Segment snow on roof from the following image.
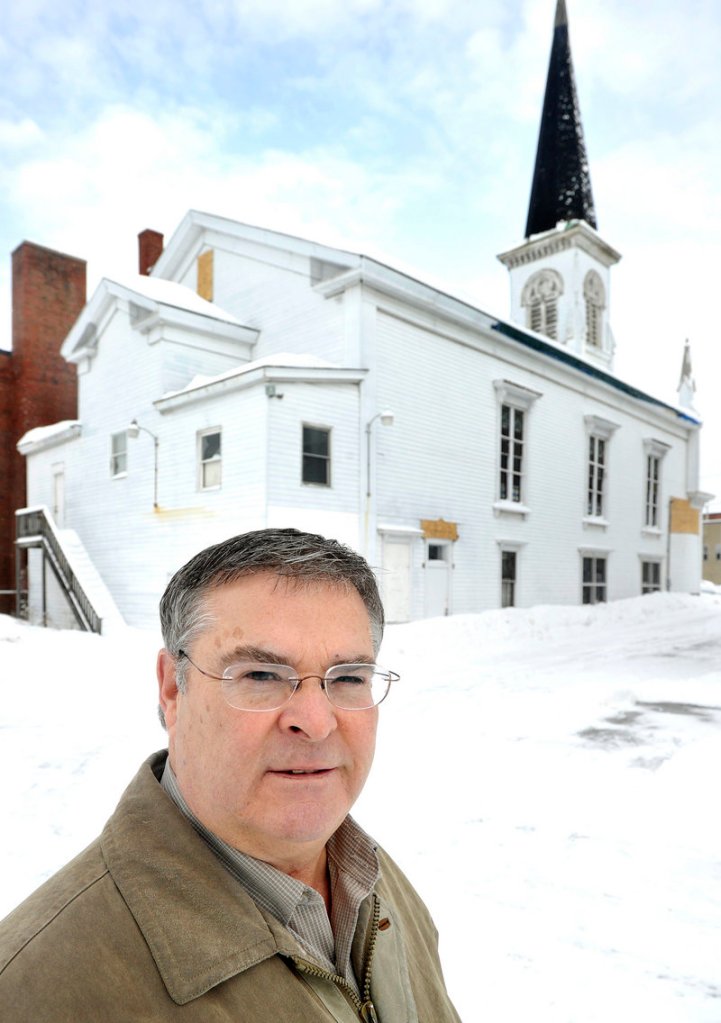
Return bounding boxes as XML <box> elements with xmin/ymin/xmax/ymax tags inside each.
<box><xmin>104</xmin><ymin>274</ymin><xmax>243</xmax><ymax>325</ymax></box>
<box><xmin>17</xmin><ymin>420</ymin><xmax>81</xmax><ymax>452</ymax></box>
<box><xmin>160</xmin><ymin>352</ymin><xmax>339</xmax><ymax>400</ymax></box>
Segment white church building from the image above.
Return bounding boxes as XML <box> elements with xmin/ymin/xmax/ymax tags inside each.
<box><xmin>16</xmin><ymin>2</ymin><xmax>705</xmax><ymax>631</ymax></box>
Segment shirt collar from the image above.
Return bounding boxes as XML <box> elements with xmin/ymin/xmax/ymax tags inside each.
<box><xmin>160</xmin><ymin>759</ymin><xmax>379</xmax><ymax>930</ymax></box>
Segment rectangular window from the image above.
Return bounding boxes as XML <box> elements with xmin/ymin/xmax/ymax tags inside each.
<box><xmin>302</xmin><ymin>425</ymin><xmax>330</xmax><ymax>486</ymax></box>
<box><xmin>587</xmin><ymin>435</ymin><xmax>605</xmax><ymax>517</ymax></box>
<box><xmin>500</xmin><ymin>404</ymin><xmax>524</xmax><ymax>503</ymax></box>
<box><xmin>110</xmin><ymin>432</ymin><xmax>127</xmax><ymax>477</ymax></box>
<box><xmin>199</xmin><ymin>429</ymin><xmax>222</xmax><ymax>490</ymax></box>
<box><xmin>582</xmin><ymin>556</ymin><xmax>606</xmax><ymax>604</ymax></box>
<box><xmin>642</xmin><ymin>561</ymin><xmax>661</xmax><ymax>594</ymax></box>
<box><xmin>645</xmin><ymin>454</ymin><xmax>660</xmax><ymax>527</ymax></box>
<box><xmin>501</xmin><ymin>550</ymin><xmax>516</xmax><ymax>608</ymax></box>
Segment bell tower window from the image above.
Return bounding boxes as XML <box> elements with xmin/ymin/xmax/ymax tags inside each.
<box><xmin>522</xmin><ymin>270</ymin><xmax>563</xmax><ymax>341</ymax></box>
<box><xmin>584</xmin><ymin>271</ymin><xmax>605</xmax><ymax>348</ymax></box>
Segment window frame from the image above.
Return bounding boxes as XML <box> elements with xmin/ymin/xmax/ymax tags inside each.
<box><xmin>493</xmin><ymin>380</ymin><xmax>541</xmax><ymax>514</ymax></box>
<box><xmin>583</xmin><ymin>415</ymin><xmax>619</xmax><ymax>525</ymax></box>
<box><xmin>581</xmin><ymin>553</ymin><xmax>608</xmax><ymax>605</ymax></box>
<box><xmin>521</xmin><ymin>269</ymin><xmax>563</xmax><ymax>342</ymax></box>
<box><xmin>587</xmin><ymin>434</ymin><xmax>606</xmax><ymax>518</ymax></box>
<box><xmin>583</xmin><ymin>270</ymin><xmax>605</xmax><ymax>349</ymax></box>
<box><xmin>641</xmin><ymin>559</ymin><xmax>662</xmax><ymax>595</ymax></box>
<box><xmin>197</xmin><ymin>427</ymin><xmax>222</xmax><ymax>491</ymax></box>
<box><xmin>500</xmin><ymin>403</ymin><xmax>524</xmax><ymax>504</ymax></box>
<box><xmin>301</xmin><ymin>423</ymin><xmax>331</xmax><ymax>487</ymax></box>
<box><xmin>110</xmin><ymin>431</ymin><xmax>128</xmax><ymax>478</ymax></box>
<box><xmin>501</xmin><ymin>549</ymin><xmax>517</xmax><ymax>608</ymax></box>
<box><xmin>642</xmin><ymin>439</ymin><xmax>669</xmax><ymax>531</ymax></box>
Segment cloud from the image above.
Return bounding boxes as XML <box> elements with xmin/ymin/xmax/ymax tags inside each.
<box><xmin>0</xmin><ymin>118</ymin><xmax>44</xmax><ymax>148</ymax></box>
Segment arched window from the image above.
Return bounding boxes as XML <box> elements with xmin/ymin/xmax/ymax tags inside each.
<box><xmin>584</xmin><ymin>271</ymin><xmax>605</xmax><ymax>348</ymax></box>
<box><xmin>521</xmin><ymin>270</ymin><xmax>563</xmax><ymax>341</ymax></box>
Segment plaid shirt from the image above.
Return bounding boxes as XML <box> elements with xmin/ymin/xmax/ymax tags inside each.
<box><xmin>161</xmin><ymin>761</ymin><xmax>379</xmax><ymax>992</ymax></box>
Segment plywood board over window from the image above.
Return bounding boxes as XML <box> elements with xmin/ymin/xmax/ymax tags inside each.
<box><xmin>670</xmin><ymin>498</ymin><xmax>699</xmax><ymax>535</ymax></box>
<box><xmin>420</xmin><ymin>518</ymin><xmax>458</xmax><ymax>541</ymax></box>
<box><xmin>197</xmin><ymin>249</ymin><xmax>213</xmax><ymax>301</ymax></box>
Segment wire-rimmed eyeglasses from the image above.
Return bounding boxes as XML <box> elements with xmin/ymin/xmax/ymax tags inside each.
<box><xmin>177</xmin><ymin>650</ymin><xmax>398</xmax><ymax>712</ymax></box>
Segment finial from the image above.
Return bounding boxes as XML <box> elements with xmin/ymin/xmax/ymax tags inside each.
<box><xmin>677</xmin><ymin>339</ymin><xmax>697</xmax><ymax>410</ymax></box>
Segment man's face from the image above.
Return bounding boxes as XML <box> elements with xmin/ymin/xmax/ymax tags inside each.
<box><xmin>158</xmin><ymin>572</ymin><xmax>379</xmax><ymax>871</ymax></box>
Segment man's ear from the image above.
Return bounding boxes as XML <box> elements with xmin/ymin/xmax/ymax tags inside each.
<box><xmin>157</xmin><ymin>649</ymin><xmax>180</xmax><ymax>734</ymax></box>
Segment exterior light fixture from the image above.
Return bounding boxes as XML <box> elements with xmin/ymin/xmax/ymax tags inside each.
<box><xmin>127</xmin><ymin>419</ymin><xmax>159</xmax><ymax>508</ymax></box>
<box><xmin>365</xmin><ymin>410</ymin><xmax>395</xmax><ymax>498</ymax></box>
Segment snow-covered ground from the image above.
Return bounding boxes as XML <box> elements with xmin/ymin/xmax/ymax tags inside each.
<box><xmin>2</xmin><ymin>592</ymin><xmax>720</xmax><ymax>1021</ymax></box>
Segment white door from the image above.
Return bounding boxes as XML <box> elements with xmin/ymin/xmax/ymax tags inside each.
<box><xmin>424</xmin><ymin>541</ymin><xmax>452</xmax><ymax>617</ymax></box>
<box><xmin>382</xmin><ymin>538</ymin><xmax>412</xmax><ymax>623</ymax></box>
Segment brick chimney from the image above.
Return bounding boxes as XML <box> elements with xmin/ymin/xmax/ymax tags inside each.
<box><xmin>138</xmin><ymin>229</ymin><xmax>164</xmax><ymax>276</ymax></box>
<box><xmin>1</xmin><ymin>241</ymin><xmax>86</xmax><ymax>613</ymax></box>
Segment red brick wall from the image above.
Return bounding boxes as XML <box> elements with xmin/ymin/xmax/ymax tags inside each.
<box><xmin>0</xmin><ymin>242</ymin><xmax>86</xmax><ymax>614</ymax></box>
<box><xmin>0</xmin><ymin>355</ymin><xmax>15</xmax><ymax>611</ymax></box>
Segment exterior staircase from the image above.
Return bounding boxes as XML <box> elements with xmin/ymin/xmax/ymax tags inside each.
<box><xmin>15</xmin><ymin>506</ymin><xmax>124</xmax><ymax>634</ymax></box>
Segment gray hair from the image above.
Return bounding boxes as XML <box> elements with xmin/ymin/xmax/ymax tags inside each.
<box><xmin>160</xmin><ymin>528</ymin><xmax>385</xmax><ymax>697</ymax></box>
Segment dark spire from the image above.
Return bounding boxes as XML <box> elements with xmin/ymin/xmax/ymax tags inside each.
<box><xmin>524</xmin><ymin>0</ymin><xmax>597</xmax><ymax>238</ymax></box>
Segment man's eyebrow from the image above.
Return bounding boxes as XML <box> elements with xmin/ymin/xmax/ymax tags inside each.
<box><xmin>219</xmin><ymin>646</ymin><xmax>377</xmax><ymax>668</ymax></box>
<box><xmin>219</xmin><ymin>645</ymin><xmax>290</xmax><ymax>666</ymax></box>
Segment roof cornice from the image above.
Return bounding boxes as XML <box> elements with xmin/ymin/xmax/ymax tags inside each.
<box><xmin>155</xmin><ymin>363</ymin><xmax>366</xmax><ymax>412</ymax></box>
<box><xmin>498</xmin><ymin>220</ymin><xmax>621</xmax><ymax>269</ymax></box>
<box><xmin>151</xmin><ymin>210</ymin><xmax>361</xmax><ymax>282</ymax></box>
<box><xmin>61</xmin><ymin>277</ymin><xmax>257</xmax><ymax>364</ymax></box>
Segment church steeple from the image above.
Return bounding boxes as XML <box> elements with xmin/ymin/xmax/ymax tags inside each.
<box><xmin>498</xmin><ymin>0</ymin><xmax>619</xmax><ymax>370</ymax></box>
<box><xmin>525</xmin><ymin>0</ymin><xmax>596</xmax><ymax>238</ymax></box>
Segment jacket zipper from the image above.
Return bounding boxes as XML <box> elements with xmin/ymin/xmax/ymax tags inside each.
<box><xmin>292</xmin><ymin>893</ymin><xmax>381</xmax><ymax>1022</ymax></box>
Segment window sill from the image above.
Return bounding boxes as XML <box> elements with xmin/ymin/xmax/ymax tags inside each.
<box><xmin>641</xmin><ymin>526</ymin><xmax>662</xmax><ymax>538</ymax></box>
<box><xmin>111</xmin><ymin>472</ymin><xmax>128</xmax><ymax>480</ymax></box>
<box><xmin>583</xmin><ymin>515</ymin><xmax>609</xmax><ymax>530</ymax></box>
<box><xmin>493</xmin><ymin>500</ymin><xmax>530</xmax><ymax>518</ymax></box>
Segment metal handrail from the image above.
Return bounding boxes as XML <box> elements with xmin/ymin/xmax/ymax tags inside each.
<box><xmin>15</xmin><ymin>507</ymin><xmax>102</xmax><ymax>634</ymax></box>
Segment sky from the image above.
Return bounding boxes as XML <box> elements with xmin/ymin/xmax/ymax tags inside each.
<box><xmin>2</xmin><ymin>590</ymin><xmax>721</xmax><ymax>1019</ymax></box>
<box><xmin>2</xmin><ymin>0</ymin><xmax>720</xmax><ymax>495</ymax></box>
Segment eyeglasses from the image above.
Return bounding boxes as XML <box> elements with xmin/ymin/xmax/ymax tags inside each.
<box><xmin>177</xmin><ymin>650</ymin><xmax>398</xmax><ymax>712</ymax></box>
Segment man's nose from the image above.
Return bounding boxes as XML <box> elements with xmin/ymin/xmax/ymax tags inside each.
<box><xmin>279</xmin><ymin>677</ymin><xmax>338</xmax><ymax>739</ymax></box>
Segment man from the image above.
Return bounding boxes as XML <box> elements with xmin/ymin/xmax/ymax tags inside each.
<box><xmin>0</xmin><ymin>528</ymin><xmax>461</xmax><ymax>1021</ymax></box>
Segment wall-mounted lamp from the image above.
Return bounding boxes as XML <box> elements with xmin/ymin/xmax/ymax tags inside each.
<box><xmin>365</xmin><ymin>409</ymin><xmax>395</xmax><ymax>497</ymax></box>
<box><xmin>127</xmin><ymin>419</ymin><xmax>159</xmax><ymax>508</ymax></box>
<box><xmin>265</xmin><ymin>384</ymin><xmax>284</xmax><ymax>399</ymax></box>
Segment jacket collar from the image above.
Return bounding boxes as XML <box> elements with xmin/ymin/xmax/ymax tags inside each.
<box><xmin>100</xmin><ymin>752</ymin><xmax>304</xmax><ymax>1005</ymax></box>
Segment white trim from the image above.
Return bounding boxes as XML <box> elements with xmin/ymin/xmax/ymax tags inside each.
<box><xmin>582</xmin><ymin>515</ymin><xmax>609</xmax><ymax>530</ymax></box>
<box><xmin>643</xmin><ymin>438</ymin><xmax>671</xmax><ymax>459</ymax></box>
<box><xmin>156</xmin><ymin>365</ymin><xmax>366</xmax><ymax>413</ymax></box>
<box><xmin>493</xmin><ymin>501</ymin><xmax>531</xmax><ymax>518</ymax></box>
<box><xmin>584</xmin><ymin>414</ymin><xmax>619</xmax><ymax>440</ymax></box>
<box><xmin>493</xmin><ymin>379</ymin><xmax>543</xmax><ymax>409</ymax></box>
<box><xmin>377</xmin><ymin>523</ymin><xmax>424</xmax><ymax>536</ymax></box>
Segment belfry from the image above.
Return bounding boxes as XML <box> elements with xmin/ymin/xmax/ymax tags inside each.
<box><xmin>498</xmin><ymin>0</ymin><xmax>620</xmax><ymax>370</ymax></box>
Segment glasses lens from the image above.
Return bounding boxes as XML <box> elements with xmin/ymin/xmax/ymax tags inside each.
<box><xmin>221</xmin><ymin>662</ymin><xmax>294</xmax><ymax>711</ymax></box>
<box><xmin>324</xmin><ymin>664</ymin><xmax>391</xmax><ymax>710</ymax></box>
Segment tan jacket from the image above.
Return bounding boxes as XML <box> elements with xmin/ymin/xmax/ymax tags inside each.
<box><xmin>0</xmin><ymin>753</ymin><xmax>461</xmax><ymax>1022</ymax></box>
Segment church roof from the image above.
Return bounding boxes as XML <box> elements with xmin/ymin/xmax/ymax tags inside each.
<box><xmin>525</xmin><ymin>0</ymin><xmax>597</xmax><ymax>238</ymax></box>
